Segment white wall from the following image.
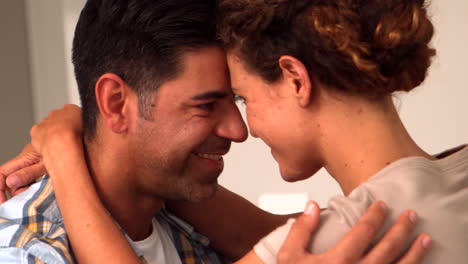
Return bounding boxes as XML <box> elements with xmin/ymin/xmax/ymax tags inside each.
<box><xmin>0</xmin><ymin>0</ymin><xmax>35</xmax><ymax>163</ymax></box>
<box><xmin>25</xmin><ymin>0</ymin><xmax>70</xmax><ymax>122</ymax></box>
<box><xmin>22</xmin><ymin>0</ymin><xmax>468</xmax><ymax>210</ymax></box>
<box><xmin>62</xmin><ymin>0</ymin><xmax>86</xmax><ymax>105</ymax></box>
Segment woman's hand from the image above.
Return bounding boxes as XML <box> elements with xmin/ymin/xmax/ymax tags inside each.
<box><xmin>30</xmin><ymin>104</ymin><xmax>83</xmax><ymax>162</ymax></box>
<box><xmin>278</xmin><ymin>201</ymin><xmax>431</xmax><ymax>264</ymax></box>
<box><xmin>0</xmin><ymin>104</ymin><xmax>83</xmax><ymax>202</ymax></box>
<box><xmin>0</xmin><ymin>143</ymin><xmax>45</xmax><ymax>203</ymax></box>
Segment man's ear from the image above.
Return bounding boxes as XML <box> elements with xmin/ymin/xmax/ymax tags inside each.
<box><xmin>95</xmin><ymin>73</ymin><xmax>133</xmax><ymax>134</ymax></box>
<box><xmin>278</xmin><ymin>56</ymin><xmax>313</xmax><ymax>107</ymax></box>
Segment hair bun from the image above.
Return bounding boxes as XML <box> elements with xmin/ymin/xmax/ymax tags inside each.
<box><xmin>365</xmin><ymin>0</ymin><xmax>435</xmax><ymax>92</ymax></box>
<box><xmin>217</xmin><ymin>0</ymin><xmax>436</xmax><ymax>98</ymax></box>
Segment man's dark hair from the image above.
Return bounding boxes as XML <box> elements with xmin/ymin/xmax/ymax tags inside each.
<box><xmin>72</xmin><ymin>0</ymin><xmax>217</xmax><ymax>140</ymax></box>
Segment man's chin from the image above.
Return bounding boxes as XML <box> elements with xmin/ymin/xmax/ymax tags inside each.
<box><xmin>185</xmin><ymin>182</ymin><xmax>219</xmax><ymax>202</ymax></box>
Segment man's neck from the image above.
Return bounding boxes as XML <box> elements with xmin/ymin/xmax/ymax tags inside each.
<box><xmin>84</xmin><ymin>139</ymin><xmax>164</xmax><ymax>241</ymax></box>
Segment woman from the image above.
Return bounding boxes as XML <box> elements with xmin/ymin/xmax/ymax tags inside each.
<box><xmin>213</xmin><ymin>0</ymin><xmax>466</xmax><ymax>263</ymax></box>
<box><xmin>5</xmin><ymin>0</ymin><xmax>458</xmax><ymax>262</ymax></box>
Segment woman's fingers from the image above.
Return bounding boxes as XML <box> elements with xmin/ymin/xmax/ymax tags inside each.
<box><xmin>0</xmin><ymin>143</ymin><xmax>43</xmax><ymax>203</ymax></box>
<box><xmin>7</xmin><ymin>161</ymin><xmax>47</xmax><ymax>190</ymax></box>
<box><xmin>395</xmin><ymin>234</ymin><xmax>432</xmax><ymax>264</ymax></box>
<box><xmin>278</xmin><ymin>202</ymin><xmax>321</xmax><ymax>254</ymax></box>
<box><xmin>275</xmin><ymin>201</ymin><xmax>431</xmax><ymax>264</ymax></box>
<box><xmin>329</xmin><ymin>201</ymin><xmax>388</xmax><ymax>261</ymax></box>
<box><xmin>9</xmin><ymin>186</ymin><xmax>29</xmax><ymax>197</ymax></box>
<box><xmin>0</xmin><ymin>144</ymin><xmax>41</xmax><ymax>177</ymax></box>
<box><xmin>277</xmin><ymin>201</ymin><xmax>321</xmax><ymax>264</ymax></box>
<box><xmin>361</xmin><ymin>209</ymin><xmax>418</xmax><ymax>263</ymax></box>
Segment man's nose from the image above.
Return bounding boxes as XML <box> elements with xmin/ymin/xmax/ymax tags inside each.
<box><xmin>216</xmin><ymin>103</ymin><xmax>248</xmax><ymax>143</ymax></box>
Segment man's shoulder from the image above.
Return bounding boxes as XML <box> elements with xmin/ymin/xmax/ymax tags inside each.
<box><xmin>0</xmin><ymin>175</ymin><xmax>61</xmax><ymax>222</ymax></box>
<box><xmin>0</xmin><ymin>175</ymin><xmax>73</xmax><ymax>263</ymax></box>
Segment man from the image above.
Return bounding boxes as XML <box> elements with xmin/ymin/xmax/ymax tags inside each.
<box><xmin>0</xmin><ymin>0</ymin><xmax>429</xmax><ymax>263</ymax></box>
<box><xmin>1</xmin><ymin>1</ymin><xmax>244</xmax><ymax>262</ymax></box>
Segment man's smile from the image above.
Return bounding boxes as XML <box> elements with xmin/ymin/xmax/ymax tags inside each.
<box><xmin>193</xmin><ymin>152</ymin><xmax>224</xmax><ymax>161</ymax></box>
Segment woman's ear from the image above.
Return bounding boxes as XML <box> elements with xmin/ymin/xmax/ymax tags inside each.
<box><xmin>95</xmin><ymin>73</ymin><xmax>133</xmax><ymax>134</ymax></box>
<box><xmin>278</xmin><ymin>55</ymin><xmax>313</xmax><ymax>107</ymax></box>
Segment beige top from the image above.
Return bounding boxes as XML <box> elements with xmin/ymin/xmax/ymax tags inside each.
<box><xmin>254</xmin><ymin>145</ymin><xmax>468</xmax><ymax>264</ymax></box>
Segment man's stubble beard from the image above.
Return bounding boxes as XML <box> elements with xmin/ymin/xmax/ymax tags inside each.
<box><xmin>132</xmin><ymin>149</ymin><xmax>220</xmax><ymax>203</ymax></box>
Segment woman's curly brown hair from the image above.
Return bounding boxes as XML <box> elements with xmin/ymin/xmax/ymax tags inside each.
<box><xmin>217</xmin><ymin>0</ymin><xmax>436</xmax><ymax>98</ymax></box>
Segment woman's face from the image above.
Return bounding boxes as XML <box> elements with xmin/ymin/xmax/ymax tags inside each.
<box><xmin>227</xmin><ymin>53</ymin><xmax>323</xmax><ymax>182</ymax></box>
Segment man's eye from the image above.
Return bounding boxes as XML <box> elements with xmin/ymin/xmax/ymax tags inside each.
<box><xmin>197</xmin><ymin>102</ymin><xmax>215</xmax><ymax>111</ymax></box>
<box><xmin>233</xmin><ymin>95</ymin><xmax>246</xmax><ymax>105</ymax></box>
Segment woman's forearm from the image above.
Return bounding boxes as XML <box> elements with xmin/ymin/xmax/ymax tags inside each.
<box><xmin>43</xmin><ymin>132</ymin><xmax>140</xmax><ymax>264</ymax></box>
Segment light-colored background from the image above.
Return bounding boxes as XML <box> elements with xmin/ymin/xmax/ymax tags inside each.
<box><xmin>1</xmin><ymin>0</ymin><xmax>466</xmax><ymax>211</ymax></box>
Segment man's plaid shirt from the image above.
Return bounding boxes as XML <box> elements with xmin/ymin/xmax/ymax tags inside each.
<box><xmin>0</xmin><ymin>175</ymin><xmax>227</xmax><ymax>264</ymax></box>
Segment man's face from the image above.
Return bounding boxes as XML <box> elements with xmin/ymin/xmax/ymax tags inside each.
<box><xmin>128</xmin><ymin>46</ymin><xmax>248</xmax><ymax>202</ymax></box>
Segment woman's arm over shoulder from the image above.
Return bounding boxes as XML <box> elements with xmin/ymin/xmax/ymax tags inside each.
<box><xmin>31</xmin><ymin>105</ymin><xmax>141</xmax><ymax>264</ymax></box>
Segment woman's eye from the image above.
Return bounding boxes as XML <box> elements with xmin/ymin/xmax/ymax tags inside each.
<box><xmin>233</xmin><ymin>95</ymin><xmax>246</xmax><ymax>105</ymax></box>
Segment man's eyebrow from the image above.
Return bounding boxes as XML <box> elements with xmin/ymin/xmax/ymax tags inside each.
<box><xmin>191</xmin><ymin>91</ymin><xmax>229</xmax><ymax>100</ymax></box>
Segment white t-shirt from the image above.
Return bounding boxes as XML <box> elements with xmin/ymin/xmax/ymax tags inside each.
<box><xmin>254</xmin><ymin>145</ymin><xmax>468</xmax><ymax>264</ymax></box>
<box><xmin>133</xmin><ymin>218</ymin><xmax>182</xmax><ymax>264</ymax></box>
